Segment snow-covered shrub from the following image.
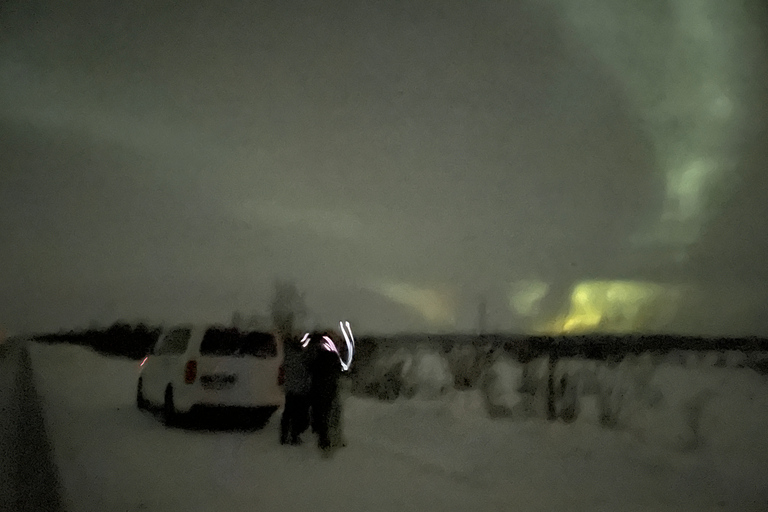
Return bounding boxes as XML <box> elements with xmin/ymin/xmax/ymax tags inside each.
<box><xmin>447</xmin><ymin>344</ymin><xmax>476</xmax><ymax>389</ymax></box>
<box><xmin>401</xmin><ymin>348</ymin><xmax>453</xmax><ymax>399</ymax></box>
<box><xmin>517</xmin><ymin>356</ymin><xmax>551</xmax><ymax>419</ymax></box>
<box><xmin>553</xmin><ymin>358</ymin><xmax>599</xmax><ymax>424</ymax></box>
<box><xmin>489</xmin><ymin>356</ymin><xmax>589</xmax><ymax>422</ymax></box>
<box><xmin>518</xmin><ymin>356</ymin><xmax>548</xmax><ymax>394</ymax></box>
<box><xmin>596</xmin><ymin>363</ymin><xmax>625</xmax><ymax>428</ymax></box>
<box><xmin>725</xmin><ymin>350</ymin><xmax>747</xmax><ymax>368</ymax></box>
<box><xmin>544</xmin><ymin>359</ymin><xmax>575</xmax><ymax>422</ymax></box>
<box><xmin>588</xmin><ymin>354</ymin><xmax>663</xmax><ymax>429</ymax></box>
<box><xmin>480</xmin><ymin>355</ymin><xmax>524</xmax><ymax>418</ymax></box>
<box><xmin>702</xmin><ymin>351</ymin><xmax>726</xmax><ymax>367</ymax></box>
<box><xmin>557</xmin><ymin>353</ymin><xmax>767</xmax><ymax>453</ymax></box>
<box><xmin>485</xmin><ymin>353</ymin><xmax>665</xmax><ymax>426</ymax></box>
<box><xmin>356</xmin><ymin>347</ymin><xmax>413</xmax><ymax>401</ymax></box>
<box><xmin>555</xmin><ymin>367</ymin><xmax>590</xmax><ymax>423</ymax></box>
<box><xmin>556</xmin><ymin>373</ymin><xmax>578</xmax><ymax>423</ymax></box>
<box><xmin>570</xmin><ymin>359</ymin><xmax>601</xmax><ymax>395</ymax></box>
<box><xmin>474</xmin><ymin>347</ymin><xmax>768</xmax><ymax>456</ymax></box>
<box><xmin>744</xmin><ymin>351</ymin><xmax>768</xmax><ymax>375</ymax></box>
<box><xmin>447</xmin><ymin>344</ymin><xmax>491</xmax><ymax>390</ymax></box>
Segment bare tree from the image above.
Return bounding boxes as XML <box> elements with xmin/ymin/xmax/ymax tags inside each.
<box><xmin>245</xmin><ymin>313</ymin><xmax>269</xmax><ymax>330</ymax></box>
<box><xmin>231</xmin><ymin>311</ymin><xmax>244</xmax><ymax>330</ymax></box>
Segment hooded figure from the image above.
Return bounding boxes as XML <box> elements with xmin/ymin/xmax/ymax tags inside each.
<box><xmin>280</xmin><ymin>335</ymin><xmax>312</xmax><ymax>445</ymax></box>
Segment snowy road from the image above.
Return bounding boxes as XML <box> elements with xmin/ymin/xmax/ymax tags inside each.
<box><xmin>26</xmin><ymin>341</ymin><xmax>768</xmax><ymax>512</ymax></box>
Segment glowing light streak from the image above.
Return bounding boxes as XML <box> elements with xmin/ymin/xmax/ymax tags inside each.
<box><xmin>318</xmin><ymin>323</ymin><xmax>355</xmax><ymax>372</ymax></box>
<box><xmin>300</xmin><ymin>324</ymin><xmax>355</xmax><ymax>371</ymax></box>
<box><xmin>140</xmin><ymin>356</ymin><xmax>148</xmax><ymax>367</ymax></box>
<box><xmin>322</xmin><ymin>335</ymin><xmax>336</xmax><ymax>352</ymax></box>
<box><xmin>339</xmin><ymin>321</ymin><xmax>355</xmax><ymax>371</ymax></box>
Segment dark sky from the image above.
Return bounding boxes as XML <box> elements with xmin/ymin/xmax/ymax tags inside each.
<box><xmin>1</xmin><ymin>0</ymin><xmax>767</xmax><ymax>336</ymax></box>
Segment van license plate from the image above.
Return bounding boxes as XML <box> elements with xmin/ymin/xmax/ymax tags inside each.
<box><xmin>201</xmin><ymin>374</ymin><xmax>237</xmax><ymax>390</ymax></box>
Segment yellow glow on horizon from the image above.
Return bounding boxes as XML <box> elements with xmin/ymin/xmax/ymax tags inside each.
<box><xmin>539</xmin><ymin>280</ymin><xmax>683</xmax><ymax>335</ymax></box>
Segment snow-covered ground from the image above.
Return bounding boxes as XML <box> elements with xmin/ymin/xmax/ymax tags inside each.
<box><xmin>28</xmin><ymin>341</ymin><xmax>768</xmax><ymax>512</ymax></box>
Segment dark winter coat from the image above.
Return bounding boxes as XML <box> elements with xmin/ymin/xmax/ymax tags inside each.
<box><xmin>310</xmin><ymin>348</ymin><xmax>342</xmax><ymax>402</ymax></box>
<box><xmin>282</xmin><ymin>338</ymin><xmax>312</xmax><ymax>395</ymax></box>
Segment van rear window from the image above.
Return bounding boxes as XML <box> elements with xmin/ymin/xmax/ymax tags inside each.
<box><xmin>200</xmin><ymin>328</ymin><xmax>277</xmax><ymax>358</ymax></box>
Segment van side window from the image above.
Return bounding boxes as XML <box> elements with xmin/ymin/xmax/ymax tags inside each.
<box><xmin>156</xmin><ymin>328</ymin><xmax>192</xmax><ymax>355</ymax></box>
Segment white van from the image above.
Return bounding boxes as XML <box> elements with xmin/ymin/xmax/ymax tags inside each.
<box><xmin>137</xmin><ymin>325</ymin><xmax>285</xmax><ymax>423</ymax></box>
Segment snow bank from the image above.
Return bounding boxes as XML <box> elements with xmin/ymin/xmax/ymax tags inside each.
<box><xmin>641</xmin><ymin>365</ymin><xmax>768</xmax><ymax>455</ymax></box>
<box><xmin>725</xmin><ymin>350</ymin><xmax>747</xmax><ymax>368</ymax></box>
<box><xmin>487</xmin><ymin>352</ymin><xmax>768</xmax><ymax>473</ymax></box>
<box><xmin>563</xmin><ymin>354</ymin><xmax>768</xmax><ymax>465</ymax></box>
<box><xmin>517</xmin><ymin>356</ymin><xmax>551</xmax><ymax>418</ymax></box>
<box><xmin>626</xmin><ymin>364</ymin><xmax>715</xmax><ymax>451</ymax></box>
<box><xmin>359</xmin><ymin>344</ymin><xmax>768</xmax><ymax>465</ymax></box>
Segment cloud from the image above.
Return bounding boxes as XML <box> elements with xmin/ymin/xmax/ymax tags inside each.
<box><xmin>550</xmin><ymin>0</ymin><xmax>765</xmax><ymax>254</ymax></box>
<box><xmin>0</xmin><ymin>60</ymin><xmax>215</xmax><ymax>168</ymax></box>
<box><xmin>1</xmin><ymin>1</ymin><xmax>766</xmax><ymax>335</ymax></box>
<box><xmin>508</xmin><ymin>279</ymin><xmax>550</xmax><ymax>317</ymax></box>
<box><xmin>232</xmin><ymin>199</ymin><xmax>365</xmax><ymax>241</ymax></box>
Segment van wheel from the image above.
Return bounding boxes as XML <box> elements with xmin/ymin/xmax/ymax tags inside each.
<box><xmin>163</xmin><ymin>385</ymin><xmax>177</xmax><ymax>426</ymax></box>
<box><xmin>137</xmin><ymin>378</ymin><xmax>148</xmax><ymax>410</ymax></box>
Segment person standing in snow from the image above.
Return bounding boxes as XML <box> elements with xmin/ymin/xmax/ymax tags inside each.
<box><xmin>279</xmin><ymin>334</ymin><xmax>312</xmax><ymax>445</ymax></box>
<box><xmin>307</xmin><ymin>331</ymin><xmax>345</xmax><ymax>455</ymax></box>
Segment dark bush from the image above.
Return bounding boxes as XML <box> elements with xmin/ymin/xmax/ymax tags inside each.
<box><xmin>33</xmin><ymin>322</ymin><xmax>162</xmax><ymax>360</ymax></box>
<box><xmin>363</xmin><ymin>361</ymin><xmax>403</xmax><ymax>401</ymax></box>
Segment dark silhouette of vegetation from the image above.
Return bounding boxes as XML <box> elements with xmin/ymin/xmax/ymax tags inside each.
<box><xmin>33</xmin><ymin>323</ymin><xmax>768</xmax><ymax>377</ymax></box>
<box><xmin>35</xmin><ymin>321</ymin><xmax>162</xmax><ymax>360</ymax></box>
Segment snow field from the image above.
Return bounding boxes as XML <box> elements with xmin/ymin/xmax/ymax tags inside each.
<box><xmin>27</xmin><ymin>341</ymin><xmax>768</xmax><ymax>511</ymax></box>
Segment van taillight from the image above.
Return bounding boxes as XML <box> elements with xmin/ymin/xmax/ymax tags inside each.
<box><xmin>278</xmin><ymin>364</ymin><xmax>285</xmax><ymax>386</ymax></box>
<box><xmin>184</xmin><ymin>360</ymin><xmax>197</xmax><ymax>384</ymax></box>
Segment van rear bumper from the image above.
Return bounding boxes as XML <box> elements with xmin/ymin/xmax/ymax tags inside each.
<box><xmin>188</xmin><ymin>404</ymin><xmax>281</xmax><ymax>415</ymax></box>
<box><xmin>181</xmin><ymin>404</ymin><xmax>281</xmax><ymax>426</ymax></box>
<box><xmin>175</xmin><ymin>386</ymin><xmax>284</xmax><ymax>413</ymax></box>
